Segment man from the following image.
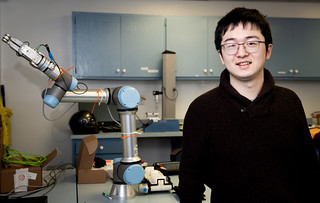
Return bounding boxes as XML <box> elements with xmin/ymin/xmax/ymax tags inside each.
<box><xmin>179</xmin><ymin>7</ymin><xmax>320</xmax><ymax>202</ymax></box>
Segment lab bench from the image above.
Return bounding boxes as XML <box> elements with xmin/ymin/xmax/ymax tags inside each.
<box><xmin>71</xmin><ymin>131</ymin><xmax>182</xmax><ymax>166</ymax></box>
<box><xmin>78</xmin><ymin>174</ymin><xmax>211</xmax><ymax>203</ymax></box>
<box><xmin>17</xmin><ymin>169</ymin><xmax>211</xmax><ymax>203</ymax></box>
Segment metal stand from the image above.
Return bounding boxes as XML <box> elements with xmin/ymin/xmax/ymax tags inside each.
<box><xmin>162</xmin><ymin>50</ymin><xmax>176</xmax><ymax>119</ymax></box>
<box><xmin>110</xmin><ymin>184</ymin><xmax>136</xmax><ymax>200</ymax></box>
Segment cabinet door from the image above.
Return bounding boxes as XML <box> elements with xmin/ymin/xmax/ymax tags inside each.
<box><xmin>120</xmin><ymin>15</ymin><xmax>165</xmax><ymax>79</ymax></box>
<box><xmin>208</xmin><ymin>16</ymin><xmax>225</xmax><ymax>78</ymax></box>
<box><xmin>166</xmin><ymin>16</ymin><xmax>208</xmax><ymax>79</ymax></box>
<box><xmin>73</xmin><ymin>12</ymin><xmax>121</xmax><ymax>79</ymax></box>
<box><xmin>293</xmin><ymin>19</ymin><xmax>320</xmax><ymax>78</ymax></box>
<box><xmin>265</xmin><ymin>18</ymin><xmax>296</xmax><ymax>78</ymax></box>
<box><xmin>266</xmin><ymin>17</ymin><xmax>320</xmax><ymax>79</ymax></box>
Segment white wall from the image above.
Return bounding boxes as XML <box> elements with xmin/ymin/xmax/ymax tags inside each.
<box><xmin>1</xmin><ymin>0</ymin><xmax>320</xmax><ymax>165</ymax></box>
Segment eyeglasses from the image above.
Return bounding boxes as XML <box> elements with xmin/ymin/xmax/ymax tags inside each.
<box><xmin>221</xmin><ymin>41</ymin><xmax>265</xmax><ymax>55</ymax></box>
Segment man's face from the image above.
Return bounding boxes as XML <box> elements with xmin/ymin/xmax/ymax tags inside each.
<box><xmin>218</xmin><ymin>23</ymin><xmax>272</xmax><ymax>83</ymax></box>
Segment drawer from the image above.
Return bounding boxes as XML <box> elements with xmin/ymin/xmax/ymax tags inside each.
<box><xmin>95</xmin><ymin>153</ymin><xmax>123</xmax><ymax>160</ymax></box>
<box><xmin>74</xmin><ymin>138</ymin><xmax>123</xmax><ymax>155</ymax></box>
<box><xmin>72</xmin><ymin>153</ymin><xmax>123</xmax><ymax>166</ymax></box>
<box><xmin>96</xmin><ymin>139</ymin><xmax>122</xmax><ymax>154</ymax></box>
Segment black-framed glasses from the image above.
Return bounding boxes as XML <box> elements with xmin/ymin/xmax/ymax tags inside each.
<box><xmin>221</xmin><ymin>41</ymin><xmax>265</xmax><ymax>55</ymax></box>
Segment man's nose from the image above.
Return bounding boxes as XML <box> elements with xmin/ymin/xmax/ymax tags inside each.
<box><xmin>236</xmin><ymin>44</ymin><xmax>249</xmax><ymax>56</ymax></box>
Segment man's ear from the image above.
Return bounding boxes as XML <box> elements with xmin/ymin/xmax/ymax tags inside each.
<box><xmin>218</xmin><ymin>50</ymin><xmax>225</xmax><ymax>65</ymax></box>
<box><xmin>266</xmin><ymin>44</ymin><xmax>273</xmax><ymax>60</ymax></box>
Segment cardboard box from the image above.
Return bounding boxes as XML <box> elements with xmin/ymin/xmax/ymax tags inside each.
<box><xmin>76</xmin><ymin>134</ymin><xmax>106</xmax><ymax>184</ymax></box>
<box><xmin>0</xmin><ymin>127</ymin><xmax>58</xmax><ymax>193</ymax></box>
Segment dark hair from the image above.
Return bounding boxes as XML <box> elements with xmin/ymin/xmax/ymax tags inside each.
<box><xmin>214</xmin><ymin>7</ymin><xmax>272</xmax><ymax>52</ymax></box>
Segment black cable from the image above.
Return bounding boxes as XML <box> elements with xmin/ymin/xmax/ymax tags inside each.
<box><xmin>73</xmin><ymin>81</ymin><xmax>89</xmax><ymax>95</ymax></box>
<box><xmin>43</xmin><ymin>44</ymin><xmax>89</xmax><ymax>95</ymax></box>
<box><xmin>162</xmin><ymin>87</ymin><xmax>178</xmax><ymax>100</ymax></box>
<box><xmin>135</xmin><ymin>114</ymin><xmax>149</xmax><ymax>128</ymax></box>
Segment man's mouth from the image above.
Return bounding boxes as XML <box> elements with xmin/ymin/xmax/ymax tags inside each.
<box><xmin>237</xmin><ymin>62</ymin><xmax>251</xmax><ymax>66</ymax></box>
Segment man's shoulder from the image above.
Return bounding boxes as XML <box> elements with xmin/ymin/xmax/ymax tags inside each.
<box><xmin>188</xmin><ymin>87</ymin><xmax>222</xmax><ymax>111</ymax></box>
<box><xmin>274</xmin><ymin>85</ymin><xmax>299</xmax><ymax>98</ymax></box>
<box><xmin>273</xmin><ymin>85</ymin><xmax>302</xmax><ymax>105</ymax></box>
<box><xmin>193</xmin><ymin>87</ymin><xmax>221</xmax><ymax>103</ymax></box>
<box><xmin>186</xmin><ymin>87</ymin><xmax>222</xmax><ymax>119</ymax></box>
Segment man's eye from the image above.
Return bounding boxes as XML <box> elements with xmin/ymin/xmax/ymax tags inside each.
<box><xmin>226</xmin><ymin>44</ymin><xmax>237</xmax><ymax>48</ymax></box>
<box><xmin>247</xmin><ymin>42</ymin><xmax>258</xmax><ymax>46</ymax></box>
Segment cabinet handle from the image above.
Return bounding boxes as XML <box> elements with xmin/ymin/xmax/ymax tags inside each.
<box><xmin>289</xmin><ymin>69</ymin><xmax>299</xmax><ymax>74</ymax></box>
<box><xmin>203</xmin><ymin>69</ymin><xmax>207</xmax><ymax>73</ymax></box>
<box><xmin>122</xmin><ymin>69</ymin><xmax>127</xmax><ymax>73</ymax></box>
<box><xmin>100</xmin><ymin>146</ymin><xmax>104</xmax><ymax>150</ymax></box>
<box><xmin>209</xmin><ymin>69</ymin><xmax>213</xmax><ymax>73</ymax></box>
<box><xmin>116</xmin><ymin>69</ymin><xmax>121</xmax><ymax>73</ymax></box>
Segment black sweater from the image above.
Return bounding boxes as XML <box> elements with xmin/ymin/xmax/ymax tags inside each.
<box><xmin>179</xmin><ymin>69</ymin><xmax>320</xmax><ymax>203</ymax></box>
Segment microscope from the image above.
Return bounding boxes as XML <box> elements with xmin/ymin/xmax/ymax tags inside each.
<box><xmin>2</xmin><ymin>34</ymin><xmax>144</xmax><ymax>200</ymax></box>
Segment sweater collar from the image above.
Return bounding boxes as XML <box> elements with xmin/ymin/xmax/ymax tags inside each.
<box><xmin>219</xmin><ymin>68</ymin><xmax>275</xmax><ymax>118</ymax></box>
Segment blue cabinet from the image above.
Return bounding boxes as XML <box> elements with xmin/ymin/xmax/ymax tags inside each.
<box><xmin>266</xmin><ymin>17</ymin><xmax>320</xmax><ymax>79</ymax></box>
<box><xmin>265</xmin><ymin>18</ymin><xmax>295</xmax><ymax>78</ymax></box>
<box><xmin>120</xmin><ymin>15</ymin><xmax>165</xmax><ymax>78</ymax></box>
<box><xmin>293</xmin><ymin>18</ymin><xmax>320</xmax><ymax>78</ymax></box>
<box><xmin>208</xmin><ymin>16</ymin><xmax>225</xmax><ymax>77</ymax></box>
<box><xmin>73</xmin><ymin>12</ymin><xmax>121</xmax><ymax>78</ymax></box>
<box><xmin>73</xmin><ymin>13</ymin><xmax>320</xmax><ymax>80</ymax></box>
<box><xmin>72</xmin><ymin>12</ymin><xmax>165</xmax><ymax>79</ymax></box>
<box><xmin>166</xmin><ymin>16</ymin><xmax>224</xmax><ymax>79</ymax></box>
<box><xmin>166</xmin><ymin>16</ymin><xmax>209</xmax><ymax>78</ymax></box>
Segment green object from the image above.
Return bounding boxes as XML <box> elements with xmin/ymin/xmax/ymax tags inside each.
<box><xmin>2</xmin><ymin>144</ymin><xmax>47</xmax><ymax>167</ymax></box>
<box><xmin>102</xmin><ymin>192</ymin><xmax>112</xmax><ymax>200</ymax></box>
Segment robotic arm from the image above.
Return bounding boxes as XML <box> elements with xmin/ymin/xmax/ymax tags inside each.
<box><xmin>2</xmin><ymin>34</ymin><xmax>78</xmax><ymax>108</ymax></box>
<box><xmin>2</xmin><ymin>34</ymin><xmax>144</xmax><ymax>200</ymax></box>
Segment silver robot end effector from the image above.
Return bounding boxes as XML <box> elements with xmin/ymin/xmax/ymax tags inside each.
<box><xmin>2</xmin><ymin>34</ymin><xmax>78</xmax><ymax>108</ymax></box>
